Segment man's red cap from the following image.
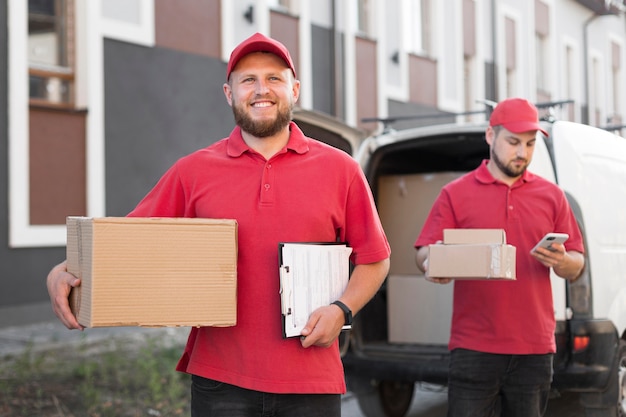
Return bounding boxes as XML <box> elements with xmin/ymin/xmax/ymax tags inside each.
<box><xmin>489</xmin><ymin>98</ymin><xmax>549</xmax><ymax>137</ymax></box>
<box><xmin>226</xmin><ymin>32</ymin><xmax>296</xmax><ymax>80</ymax></box>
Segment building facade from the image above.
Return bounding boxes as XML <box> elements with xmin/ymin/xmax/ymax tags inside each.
<box><xmin>1</xmin><ymin>0</ymin><xmax>625</xmax><ymax>324</ymax></box>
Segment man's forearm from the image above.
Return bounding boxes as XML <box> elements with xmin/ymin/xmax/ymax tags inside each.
<box><xmin>554</xmin><ymin>251</ymin><xmax>585</xmax><ymax>282</ymax></box>
<box><xmin>341</xmin><ymin>259</ymin><xmax>390</xmax><ymax>315</ymax></box>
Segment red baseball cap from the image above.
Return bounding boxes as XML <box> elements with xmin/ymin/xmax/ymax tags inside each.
<box><xmin>226</xmin><ymin>32</ymin><xmax>296</xmax><ymax>80</ymax></box>
<box><xmin>489</xmin><ymin>98</ymin><xmax>548</xmax><ymax>137</ymax></box>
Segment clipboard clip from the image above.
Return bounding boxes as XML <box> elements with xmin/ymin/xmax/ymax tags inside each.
<box><xmin>279</xmin><ymin>265</ymin><xmax>292</xmax><ymax>316</ymax></box>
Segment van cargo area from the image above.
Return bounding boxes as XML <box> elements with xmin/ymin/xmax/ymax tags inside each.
<box><xmin>342</xmin><ymin>121</ymin><xmax>626</xmax><ymax>417</ymax></box>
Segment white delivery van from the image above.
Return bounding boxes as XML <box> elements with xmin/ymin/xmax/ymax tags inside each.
<box><xmin>337</xmin><ymin>118</ymin><xmax>626</xmax><ymax>417</ymax></box>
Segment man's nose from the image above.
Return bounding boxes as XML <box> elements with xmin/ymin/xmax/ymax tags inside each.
<box><xmin>517</xmin><ymin>145</ymin><xmax>528</xmax><ymax>158</ymax></box>
<box><xmin>255</xmin><ymin>80</ymin><xmax>269</xmax><ymax>94</ymax></box>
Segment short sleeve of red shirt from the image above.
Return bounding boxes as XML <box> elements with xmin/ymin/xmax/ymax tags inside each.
<box><xmin>128</xmin><ymin>122</ymin><xmax>390</xmax><ymax>393</ymax></box>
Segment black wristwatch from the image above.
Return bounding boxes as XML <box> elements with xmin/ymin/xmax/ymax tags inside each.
<box><xmin>332</xmin><ymin>300</ymin><xmax>353</xmax><ymax>326</ymax></box>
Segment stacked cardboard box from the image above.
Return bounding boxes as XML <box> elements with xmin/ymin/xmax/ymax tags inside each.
<box><xmin>428</xmin><ymin>229</ymin><xmax>516</xmax><ymax>280</ymax></box>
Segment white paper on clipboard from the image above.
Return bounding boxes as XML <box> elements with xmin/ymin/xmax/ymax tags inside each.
<box><xmin>279</xmin><ymin>243</ymin><xmax>353</xmax><ymax>338</ymax></box>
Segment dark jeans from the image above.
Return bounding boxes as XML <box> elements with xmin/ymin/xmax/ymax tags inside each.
<box><xmin>191</xmin><ymin>375</ymin><xmax>341</xmax><ymax>417</ymax></box>
<box><xmin>447</xmin><ymin>349</ymin><xmax>553</xmax><ymax>417</ymax></box>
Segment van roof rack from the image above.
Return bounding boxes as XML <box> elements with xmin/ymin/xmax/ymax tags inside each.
<box><xmin>601</xmin><ymin>124</ymin><xmax>626</xmax><ymax>133</ymax></box>
<box><xmin>363</xmin><ymin>99</ymin><xmax>575</xmax><ymax>133</ymax></box>
<box><xmin>361</xmin><ymin>109</ymin><xmax>488</xmax><ymax>133</ymax></box>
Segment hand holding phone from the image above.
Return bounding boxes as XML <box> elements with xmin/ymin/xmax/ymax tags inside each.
<box><xmin>531</xmin><ymin>233</ymin><xmax>569</xmax><ymax>253</ymax></box>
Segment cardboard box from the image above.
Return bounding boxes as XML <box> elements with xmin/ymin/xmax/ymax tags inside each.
<box><xmin>387</xmin><ymin>275</ymin><xmax>453</xmax><ymax>344</ymax></box>
<box><xmin>66</xmin><ymin>217</ymin><xmax>238</xmax><ymax>328</ymax></box>
<box><xmin>428</xmin><ymin>229</ymin><xmax>516</xmax><ymax>280</ymax></box>
<box><xmin>443</xmin><ymin>228</ymin><xmax>509</xmax><ymax>245</ymax></box>
<box><xmin>377</xmin><ymin>172</ymin><xmax>465</xmax><ymax>275</ymax></box>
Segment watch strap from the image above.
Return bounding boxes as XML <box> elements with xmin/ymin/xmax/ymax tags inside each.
<box><xmin>331</xmin><ymin>300</ymin><xmax>353</xmax><ymax>325</ymax></box>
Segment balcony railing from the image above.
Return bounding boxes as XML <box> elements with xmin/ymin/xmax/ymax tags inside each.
<box><xmin>574</xmin><ymin>0</ymin><xmax>626</xmax><ymax>15</ymax></box>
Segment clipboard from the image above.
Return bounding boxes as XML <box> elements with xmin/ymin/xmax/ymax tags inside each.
<box><xmin>279</xmin><ymin>242</ymin><xmax>353</xmax><ymax>338</ymax></box>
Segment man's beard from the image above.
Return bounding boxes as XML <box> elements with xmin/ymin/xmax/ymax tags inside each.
<box><xmin>232</xmin><ymin>98</ymin><xmax>293</xmax><ymax>138</ymax></box>
<box><xmin>491</xmin><ymin>148</ymin><xmax>528</xmax><ymax>178</ymax></box>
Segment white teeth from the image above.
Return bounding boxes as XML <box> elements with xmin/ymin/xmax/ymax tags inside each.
<box><xmin>253</xmin><ymin>102</ymin><xmax>272</xmax><ymax>108</ymax></box>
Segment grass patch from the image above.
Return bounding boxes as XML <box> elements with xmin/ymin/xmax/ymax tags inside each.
<box><xmin>0</xmin><ymin>334</ymin><xmax>190</xmax><ymax>417</ymax></box>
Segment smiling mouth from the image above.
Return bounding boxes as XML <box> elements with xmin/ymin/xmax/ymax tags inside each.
<box><xmin>251</xmin><ymin>100</ymin><xmax>274</xmax><ymax>108</ymax></box>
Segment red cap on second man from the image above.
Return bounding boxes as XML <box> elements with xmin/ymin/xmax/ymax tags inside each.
<box><xmin>489</xmin><ymin>98</ymin><xmax>548</xmax><ymax>137</ymax></box>
<box><xmin>226</xmin><ymin>32</ymin><xmax>296</xmax><ymax>80</ymax></box>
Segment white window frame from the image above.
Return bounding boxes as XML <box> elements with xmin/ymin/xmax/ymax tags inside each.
<box><xmin>497</xmin><ymin>6</ymin><xmax>523</xmax><ymax>101</ymax></box>
<box><xmin>406</xmin><ymin>0</ymin><xmax>433</xmax><ymax>57</ymax></box>
<box><xmin>589</xmin><ymin>51</ymin><xmax>605</xmax><ymax>126</ymax></box>
<box><xmin>100</xmin><ymin>0</ymin><xmax>154</xmax><ymax>47</ymax></box>
<box><xmin>8</xmin><ymin>0</ymin><xmax>105</xmax><ymax>248</ymax></box>
<box><xmin>561</xmin><ymin>36</ymin><xmax>581</xmax><ymax>121</ymax></box>
<box><xmin>608</xmin><ymin>35</ymin><xmax>624</xmax><ymax>118</ymax></box>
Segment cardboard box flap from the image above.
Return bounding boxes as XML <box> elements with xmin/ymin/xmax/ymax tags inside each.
<box><xmin>443</xmin><ymin>229</ymin><xmax>507</xmax><ymax>245</ymax></box>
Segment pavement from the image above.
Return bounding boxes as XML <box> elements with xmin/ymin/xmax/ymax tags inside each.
<box><xmin>0</xmin><ymin>320</ymin><xmax>584</xmax><ymax>417</ymax></box>
<box><xmin>0</xmin><ymin>318</ymin><xmax>449</xmax><ymax>417</ymax></box>
<box><xmin>0</xmin><ymin>319</ymin><xmax>189</xmax><ymax>359</ymax></box>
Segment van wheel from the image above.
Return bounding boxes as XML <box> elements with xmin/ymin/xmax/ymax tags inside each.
<box><xmin>355</xmin><ymin>380</ymin><xmax>414</xmax><ymax>417</ymax></box>
<box><xmin>582</xmin><ymin>339</ymin><xmax>626</xmax><ymax>417</ymax></box>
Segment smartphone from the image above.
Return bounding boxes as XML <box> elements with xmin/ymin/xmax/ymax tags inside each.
<box><xmin>531</xmin><ymin>232</ymin><xmax>569</xmax><ymax>253</ymax></box>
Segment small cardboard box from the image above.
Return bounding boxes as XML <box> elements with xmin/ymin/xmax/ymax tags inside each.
<box><xmin>428</xmin><ymin>229</ymin><xmax>516</xmax><ymax>280</ymax></box>
<box><xmin>66</xmin><ymin>217</ymin><xmax>238</xmax><ymax>328</ymax></box>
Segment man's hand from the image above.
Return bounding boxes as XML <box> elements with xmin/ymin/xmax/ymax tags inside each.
<box><xmin>425</xmin><ymin>275</ymin><xmax>453</xmax><ymax>284</ymax></box>
<box><xmin>46</xmin><ymin>260</ymin><xmax>84</xmax><ymax>330</ymax></box>
<box><xmin>416</xmin><ymin>247</ymin><xmax>453</xmax><ymax>284</ymax></box>
<box><xmin>299</xmin><ymin>304</ymin><xmax>346</xmax><ymax>348</ymax></box>
<box><xmin>531</xmin><ymin>242</ymin><xmax>566</xmax><ymax>268</ymax></box>
<box><xmin>299</xmin><ymin>259</ymin><xmax>389</xmax><ymax>348</ymax></box>
<box><xmin>531</xmin><ymin>244</ymin><xmax>585</xmax><ymax>282</ymax></box>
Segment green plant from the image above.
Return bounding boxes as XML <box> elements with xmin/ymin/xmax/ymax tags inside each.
<box><xmin>0</xmin><ymin>333</ymin><xmax>190</xmax><ymax>417</ymax></box>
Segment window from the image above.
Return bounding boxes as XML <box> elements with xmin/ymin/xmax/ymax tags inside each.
<box><xmin>590</xmin><ymin>56</ymin><xmax>601</xmax><ymax>126</ymax></box>
<box><xmin>419</xmin><ymin>0</ymin><xmax>432</xmax><ymax>55</ymax></box>
<box><xmin>535</xmin><ymin>0</ymin><xmax>550</xmax><ymax>96</ymax></box>
<box><xmin>565</xmin><ymin>45</ymin><xmax>576</xmax><ymax>121</ymax></box>
<box><xmin>505</xmin><ymin>17</ymin><xmax>517</xmax><ymax>97</ymax></box>
<box><xmin>267</xmin><ymin>0</ymin><xmax>294</xmax><ymax>12</ymax></box>
<box><xmin>409</xmin><ymin>0</ymin><xmax>433</xmax><ymax>56</ymax></box>
<box><xmin>357</xmin><ymin>0</ymin><xmax>373</xmax><ymax>36</ymax></box>
<box><xmin>409</xmin><ymin>0</ymin><xmax>433</xmax><ymax>57</ymax></box>
<box><xmin>464</xmin><ymin>57</ymin><xmax>476</xmax><ymax>121</ymax></box>
<box><xmin>278</xmin><ymin>0</ymin><xmax>293</xmax><ymax>9</ymax></box>
<box><xmin>536</xmin><ymin>33</ymin><xmax>548</xmax><ymax>94</ymax></box>
<box><xmin>28</xmin><ymin>0</ymin><xmax>75</xmax><ymax>106</ymax></box>
<box><xmin>612</xmin><ymin>41</ymin><xmax>622</xmax><ymax>119</ymax></box>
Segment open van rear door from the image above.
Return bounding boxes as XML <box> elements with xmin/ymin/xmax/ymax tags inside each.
<box><xmin>292</xmin><ymin>108</ymin><xmax>367</xmax><ymax>156</ymax></box>
<box><xmin>291</xmin><ymin>108</ymin><xmax>368</xmax><ymax>356</ymax></box>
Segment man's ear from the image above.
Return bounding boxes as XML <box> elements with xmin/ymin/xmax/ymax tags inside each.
<box><xmin>485</xmin><ymin>126</ymin><xmax>495</xmax><ymax>146</ymax></box>
<box><xmin>223</xmin><ymin>83</ymin><xmax>233</xmax><ymax>106</ymax></box>
<box><xmin>292</xmin><ymin>79</ymin><xmax>301</xmax><ymax>103</ymax></box>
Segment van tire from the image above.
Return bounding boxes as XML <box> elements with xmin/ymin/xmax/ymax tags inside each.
<box><xmin>355</xmin><ymin>380</ymin><xmax>414</xmax><ymax>417</ymax></box>
<box><xmin>581</xmin><ymin>339</ymin><xmax>626</xmax><ymax>417</ymax></box>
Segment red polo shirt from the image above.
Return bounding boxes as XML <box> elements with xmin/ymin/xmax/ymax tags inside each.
<box><xmin>415</xmin><ymin>160</ymin><xmax>583</xmax><ymax>354</ymax></box>
<box><xmin>128</xmin><ymin>122</ymin><xmax>390</xmax><ymax>393</ymax></box>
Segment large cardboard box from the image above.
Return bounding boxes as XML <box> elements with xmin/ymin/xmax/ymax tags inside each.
<box><xmin>428</xmin><ymin>229</ymin><xmax>516</xmax><ymax>280</ymax></box>
<box><xmin>387</xmin><ymin>275</ymin><xmax>453</xmax><ymax>344</ymax></box>
<box><xmin>66</xmin><ymin>217</ymin><xmax>238</xmax><ymax>328</ymax></box>
<box><xmin>377</xmin><ymin>172</ymin><xmax>465</xmax><ymax>275</ymax></box>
